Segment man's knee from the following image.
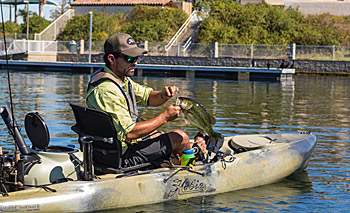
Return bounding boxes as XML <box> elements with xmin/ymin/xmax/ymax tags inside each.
<box><xmin>167</xmin><ymin>130</ymin><xmax>189</xmax><ymax>144</ymax></box>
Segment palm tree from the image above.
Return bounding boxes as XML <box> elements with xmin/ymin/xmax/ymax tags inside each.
<box><xmin>50</xmin><ymin>0</ymin><xmax>70</xmax><ymax>19</ymax></box>
<box><xmin>19</xmin><ymin>8</ymin><xmax>27</xmax><ymax>23</ymax></box>
<box><xmin>39</xmin><ymin>0</ymin><xmax>47</xmax><ymax>17</ymax></box>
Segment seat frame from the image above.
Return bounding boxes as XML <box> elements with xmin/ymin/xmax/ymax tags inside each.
<box><xmin>70</xmin><ymin>104</ymin><xmax>150</xmax><ymax>174</ymax></box>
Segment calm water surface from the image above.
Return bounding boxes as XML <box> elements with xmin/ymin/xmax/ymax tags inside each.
<box><xmin>0</xmin><ymin>71</ymin><xmax>349</xmax><ymax>212</ymax></box>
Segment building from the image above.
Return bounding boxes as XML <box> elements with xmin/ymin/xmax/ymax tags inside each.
<box><xmin>238</xmin><ymin>0</ymin><xmax>350</xmax><ymax>15</ymax></box>
<box><xmin>70</xmin><ymin>0</ymin><xmax>171</xmax><ymax>15</ymax></box>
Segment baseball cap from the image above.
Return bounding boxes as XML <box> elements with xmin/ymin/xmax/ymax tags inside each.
<box><xmin>104</xmin><ymin>33</ymin><xmax>147</xmax><ymax>57</ymax></box>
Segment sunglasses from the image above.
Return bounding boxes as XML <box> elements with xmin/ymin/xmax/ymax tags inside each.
<box><xmin>113</xmin><ymin>53</ymin><xmax>138</xmax><ymax>63</ymax></box>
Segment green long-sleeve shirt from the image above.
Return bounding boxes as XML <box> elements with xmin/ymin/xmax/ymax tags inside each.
<box><xmin>86</xmin><ymin>66</ymin><xmax>153</xmax><ymax>153</ymax></box>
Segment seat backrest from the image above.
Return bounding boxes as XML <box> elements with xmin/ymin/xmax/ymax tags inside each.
<box><xmin>70</xmin><ymin>103</ymin><xmax>122</xmax><ymax>170</ymax></box>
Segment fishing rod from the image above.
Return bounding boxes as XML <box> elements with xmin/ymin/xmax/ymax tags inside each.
<box><xmin>0</xmin><ymin>0</ymin><xmax>30</xmax><ymax>156</ymax></box>
<box><xmin>0</xmin><ymin>0</ymin><xmax>19</xmax><ymax>196</ymax></box>
<box><xmin>0</xmin><ymin>0</ymin><xmax>16</xmax><ymax>152</ymax></box>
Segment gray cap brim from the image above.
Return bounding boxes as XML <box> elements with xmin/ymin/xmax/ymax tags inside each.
<box><xmin>122</xmin><ymin>47</ymin><xmax>148</xmax><ymax>57</ymax></box>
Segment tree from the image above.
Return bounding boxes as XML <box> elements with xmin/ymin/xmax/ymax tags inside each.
<box><xmin>20</xmin><ymin>12</ymin><xmax>51</xmax><ymax>34</ymax></box>
<box><xmin>58</xmin><ymin>6</ymin><xmax>188</xmax><ymax>42</ymax></box>
<box><xmin>57</xmin><ymin>11</ymin><xmax>126</xmax><ymax>41</ymax></box>
<box><xmin>2</xmin><ymin>21</ymin><xmax>21</xmax><ymax>34</ymax></box>
<box><xmin>197</xmin><ymin>1</ymin><xmax>344</xmax><ymax>45</ymax></box>
<box><xmin>18</xmin><ymin>8</ymin><xmax>28</xmax><ymax>25</ymax></box>
<box><xmin>39</xmin><ymin>0</ymin><xmax>47</xmax><ymax>17</ymax></box>
<box><xmin>50</xmin><ymin>0</ymin><xmax>71</xmax><ymax>20</ymax></box>
<box><xmin>121</xmin><ymin>6</ymin><xmax>188</xmax><ymax>42</ymax></box>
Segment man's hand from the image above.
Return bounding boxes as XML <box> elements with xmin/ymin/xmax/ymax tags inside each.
<box><xmin>161</xmin><ymin>86</ymin><xmax>179</xmax><ymax>100</ymax></box>
<box><xmin>163</xmin><ymin>104</ymin><xmax>181</xmax><ymax>122</ymax></box>
<box><xmin>194</xmin><ymin>136</ymin><xmax>208</xmax><ymax>155</ymax></box>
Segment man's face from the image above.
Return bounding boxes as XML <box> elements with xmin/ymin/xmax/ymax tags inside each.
<box><xmin>113</xmin><ymin>53</ymin><xmax>138</xmax><ymax>78</ymax></box>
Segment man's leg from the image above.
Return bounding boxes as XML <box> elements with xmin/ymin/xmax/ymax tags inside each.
<box><xmin>122</xmin><ymin>134</ymin><xmax>173</xmax><ymax>169</ymax></box>
<box><xmin>168</xmin><ymin>130</ymin><xmax>208</xmax><ymax>157</ymax></box>
<box><xmin>167</xmin><ymin>129</ymin><xmax>191</xmax><ymax>157</ymax></box>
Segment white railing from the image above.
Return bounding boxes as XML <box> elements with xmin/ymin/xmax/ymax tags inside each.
<box><xmin>165</xmin><ymin>11</ymin><xmax>197</xmax><ymax>52</ymax></box>
<box><xmin>27</xmin><ymin>40</ymin><xmax>58</xmax><ymax>53</ymax></box>
<box><xmin>0</xmin><ymin>40</ymin><xmax>58</xmax><ymax>55</ymax></box>
<box><xmin>296</xmin><ymin>45</ymin><xmax>350</xmax><ymax>61</ymax></box>
<box><xmin>35</xmin><ymin>9</ymin><xmax>75</xmax><ymax>41</ymax></box>
<box><xmin>0</xmin><ymin>39</ymin><xmax>26</xmax><ymax>55</ymax></box>
<box><xmin>0</xmin><ymin>33</ymin><xmax>34</xmax><ymax>40</ymax></box>
<box><xmin>1</xmin><ymin>39</ymin><xmax>350</xmax><ymax>61</ymax></box>
<box><xmin>182</xmin><ymin>37</ymin><xmax>192</xmax><ymax>56</ymax></box>
<box><xmin>219</xmin><ymin>44</ymin><xmax>288</xmax><ymax>59</ymax></box>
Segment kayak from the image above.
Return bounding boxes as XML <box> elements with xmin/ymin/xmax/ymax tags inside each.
<box><xmin>0</xmin><ymin>133</ymin><xmax>316</xmax><ymax>212</ymax></box>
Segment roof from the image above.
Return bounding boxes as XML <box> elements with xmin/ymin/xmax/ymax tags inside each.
<box><xmin>1</xmin><ymin>0</ymin><xmax>59</xmax><ymax>7</ymax></box>
<box><xmin>70</xmin><ymin>0</ymin><xmax>170</xmax><ymax>6</ymax></box>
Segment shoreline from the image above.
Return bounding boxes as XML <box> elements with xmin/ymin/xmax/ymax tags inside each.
<box><xmin>0</xmin><ymin>60</ymin><xmax>294</xmax><ymax>81</ymax></box>
<box><xmin>1</xmin><ymin>55</ymin><xmax>349</xmax><ymax>80</ymax></box>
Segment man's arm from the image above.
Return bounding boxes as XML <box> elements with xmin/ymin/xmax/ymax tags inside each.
<box><xmin>125</xmin><ymin>104</ymin><xmax>181</xmax><ymax>141</ymax></box>
<box><xmin>148</xmin><ymin>86</ymin><xmax>179</xmax><ymax>107</ymax></box>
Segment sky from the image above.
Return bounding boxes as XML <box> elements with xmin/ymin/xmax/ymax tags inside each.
<box><xmin>0</xmin><ymin>0</ymin><xmax>62</xmax><ymax>24</ymax></box>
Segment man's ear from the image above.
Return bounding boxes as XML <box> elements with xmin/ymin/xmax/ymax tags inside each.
<box><xmin>107</xmin><ymin>54</ymin><xmax>116</xmax><ymax>65</ymax></box>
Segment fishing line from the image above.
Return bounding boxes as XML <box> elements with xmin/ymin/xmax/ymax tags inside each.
<box><xmin>115</xmin><ymin>101</ymin><xmax>146</xmax><ymax>121</ymax></box>
<box><xmin>117</xmin><ymin>92</ymin><xmax>178</xmax><ymax>122</ymax></box>
<box><xmin>0</xmin><ymin>0</ymin><xmax>18</xmax><ymax>152</ymax></box>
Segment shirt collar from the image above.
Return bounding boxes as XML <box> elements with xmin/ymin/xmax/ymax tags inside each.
<box><xmin>104</xmin><ymin>66</ymin><xmax>129</xmax><ymax>84</ymax></box>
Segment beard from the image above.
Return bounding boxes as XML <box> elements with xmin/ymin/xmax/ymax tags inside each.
<box><xmin>124</xmin><ymin>66</ymin><xmax>135</xmax><ymax>77</ymax></box>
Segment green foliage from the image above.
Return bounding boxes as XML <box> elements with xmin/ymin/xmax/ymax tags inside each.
<box><xmin>20</xmin><ymin>12</ymin><xmax>51</xmax><ymax>34</ymax></box>
<box><xmin>121</xmin><ymin>6</ymin><xmax>188</xmax><ymax>42</ymax></box>
<box><xmin>197</xmin><ymin>1</ymin><xmax>344</xmax><ymax>45</ymax></box>
<box><xmin>2</xmin><ymin>21</ymin><xmax>21</xmax><ymax>34</ymax></box>
<box><xmin>58</xmin><ymin>6</ymin><xmax>187</xmax><ymax>42</ymax></box>
<box><xmin>192</xmin><ymin>0</ymin><xmax>214</xmax><ymax>13</ymax></box>
<box><xmin>57</xmin><ymin>11</ymin><xmax>126</xmax><ymax>41</ymax></box>
<box><xmin>305</xmin><ymin>14</ymin><xmax>350</xmax><ymax>46</ymax></box>
<box><xmin>122</xmin><ymin>20</ymin><xmax>170</xmax><ymax>42</ymax></box>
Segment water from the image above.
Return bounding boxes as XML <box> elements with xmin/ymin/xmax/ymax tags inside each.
<box><xmin>1</xmin><ymin>71</ymin><xmax>350</xmax><ymax>212</ymax></box>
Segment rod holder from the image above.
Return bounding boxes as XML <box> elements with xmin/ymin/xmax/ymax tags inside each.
<box><xmin>79</xmin><ymin>135</ymin><xmax>94</xmax><ymax>181</ymax></box>
<box><xmin>0</xmin><ymin>107</ymin><xmax>30</xmax><ymax>155</ymax></box>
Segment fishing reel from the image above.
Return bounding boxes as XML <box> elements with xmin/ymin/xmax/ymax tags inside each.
<box><xmin>0</xmin><ymin>151</ymin><xmax>24</xmax><ymax>196</ymax></box>
<box><xmin>194</xmin><ymin>132</ymin><xmax>225</xmax><ymax>164</ymax></box>
<box><xmin>195</xmin><ymin>132</ymin><xmax>224</xmax><ymax>153</ymax></box>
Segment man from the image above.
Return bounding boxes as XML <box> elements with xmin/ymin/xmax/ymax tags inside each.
<box><xmin>86</xmin><ymin>33</ymin><xmax>206</xmax><ymax>169</ymax></box>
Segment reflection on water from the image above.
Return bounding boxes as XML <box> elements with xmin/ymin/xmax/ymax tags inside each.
<box><xmin>0</xmin><ymin>71</ymin><xmax>350</xmax><ymax>211</ymax></box>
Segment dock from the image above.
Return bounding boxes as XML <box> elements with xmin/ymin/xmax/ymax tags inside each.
<box><xmin>0</xmin><ymin>60</ymin><xmax>294</xmax><ymax>81</ymax></box>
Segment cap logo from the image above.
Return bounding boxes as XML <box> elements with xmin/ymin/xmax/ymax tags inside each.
<box><xmin>126</xmin><ymin>37</ymin><xmax>136</xmax><ymax>45</ymax></box>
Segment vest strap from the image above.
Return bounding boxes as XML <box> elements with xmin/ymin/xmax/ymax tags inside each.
<box><xmin>87</xmin><ymin>69</ymin><xmax>139</xmax><ymax>122</ymax></box>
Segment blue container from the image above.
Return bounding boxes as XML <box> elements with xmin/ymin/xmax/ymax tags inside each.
<box><xmin>180</xmin><ymin>149</ymin><xmax>196</xmax><ymax>166</ymax></box>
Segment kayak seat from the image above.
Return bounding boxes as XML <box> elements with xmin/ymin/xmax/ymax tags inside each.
<box><xmin>70</xmin><ymin>104</ymin><xmax>150</xmax><ymax>174</ymax></box>
<box><xmin>70</xmin><ymin>103</ymin><xmax>123</xmax><ymax>174</ymax></box>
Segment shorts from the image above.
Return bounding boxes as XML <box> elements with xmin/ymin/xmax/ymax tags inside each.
<box><xmin>121</xmin><ymin>133</ymin><xmax>172</xmax><ymax>169</ymax></box>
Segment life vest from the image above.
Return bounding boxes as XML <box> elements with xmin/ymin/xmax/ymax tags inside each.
<box><xmin>88</xmin><ymin>68</ymin><xmax>139</xmax><ymax>122</ymax></box>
